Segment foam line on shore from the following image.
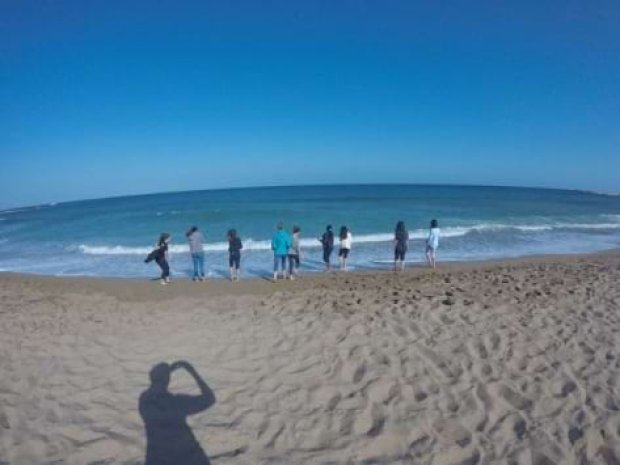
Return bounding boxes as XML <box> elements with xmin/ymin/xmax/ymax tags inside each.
<box><xmin>74</xmin><ymin>222</ymin><xmax>620</xmax><ymax>255</ymax></box>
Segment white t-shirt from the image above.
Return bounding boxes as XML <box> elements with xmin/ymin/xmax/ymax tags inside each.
<box><xmin>340</xmin><ymin>232</ymin><xmax>352</xmax><ymax>249</ymax></box>
<box><xmin>427</xmin><ymin>228</ymin><xmax>440</xmax><ymax>249</ymax></box>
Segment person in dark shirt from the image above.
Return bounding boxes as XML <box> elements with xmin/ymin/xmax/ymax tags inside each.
<box><xmin>145</xmin><ymin>233</ymin><xmax>171</xmax><ymax>285</ymax></box>
<box><xmin>318</xmin><ymin>225</ymin><xmax>334</xmax><ymax>271</ymax></box>
<box><xmin>393</xmin><ymin>221</ymin><xmax>409</xmax><ymax>272</ymax></box>
<box><xmin>227</xmin><ymin>229</ymin><xmax>243</xmax><ymax>281</ymax></box>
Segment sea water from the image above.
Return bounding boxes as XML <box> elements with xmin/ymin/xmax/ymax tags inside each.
<box><xmin>1</xmin><ymin>185</ymin><xmax>619</xmax><ymax>278</ymax></box>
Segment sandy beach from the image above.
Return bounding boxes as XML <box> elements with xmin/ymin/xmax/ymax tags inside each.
<box><xmin>1</xmin><ymin>252</ymin><xmax>619</xmax><ymax>465</ymax></box>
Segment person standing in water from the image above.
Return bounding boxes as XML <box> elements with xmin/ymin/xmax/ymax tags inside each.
<box><xmin>288</xmin><ymin>225</ymin><xmax>301</xmax><ymax>280</ymax></box>
<box><xmin>145</xmin><ymin>233</ymin><xmax>171</xmax><ymax>285</ymax></box>
<box><xmin>338</xmin><ymin>226</ymin><xmax>352</xmax><ymax>271</ymax></box>
<box><xmin>186</xmin><ymin>226</ymin><xmax>205</xmax><ymax>282</ymax></box>
<box><xmin>319</xmin><ymin>225</ymin><xmax>334</xmax><ymax>271</ymax></box>
<box><xmin>426</xmin><ymin>219</ymin><xmax>441</xmax><ymax>269</ymax></box>
<box><xmin>393</xmin><ymin>220</ymin><xmax>409</xmax><ymax>272</ymax></box>
<box><xmin>271</xmin><ymin>222</ymin><xmax>291</xmax><ymax>281</ymax></box>
<box><xmin>227</xmin><ymin>229</ymin><xmax>243</xmax><ymax>281</ymax></box>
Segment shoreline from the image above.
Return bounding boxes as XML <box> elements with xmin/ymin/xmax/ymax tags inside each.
<box><xmin>1</xmin><ymin>248</ymin><xmax>618</xmax><ymax>300</ymax></box>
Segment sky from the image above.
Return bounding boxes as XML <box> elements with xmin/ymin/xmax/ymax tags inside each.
<box><xmin>1</xmin><ymin>0</ymin><xmax>619</xmax><ymax>208</ymax></box>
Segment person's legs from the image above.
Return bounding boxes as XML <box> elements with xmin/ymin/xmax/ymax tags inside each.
<box><xmin>289</xmin><ymin>255</ymin><xmax>299</xmax><ymax>278</ymax></box>
<box><xmin>288</xmin><ymin>255</ymin><xmax>294</xmax><ymax>277</ymax></box>
<box><xmin>425</xmin><ymin>246</ymin><xmax>434</xmax><ymax>268</ymax></box>
<box><xmin>273</xmin><ymin>254</ymin><xmax>282</xmax><ymax>281</ymax></box>
<box><xmin>281</xmin><ymin>256</ymin><xmax>288</xmax><ymax>278</ymax></box>
<box><xmin>157</xmin><ymin>258</ymin><xmax>170</xmax><ymax>283</ymax></box>
<box><xmin>401</xmin><ymin>251</ymin><xmax>406</xmax><ymax>271</ymax></box>
<box><xmin>162</xmin><ymin>260</ymin><xmax>170</xmax><ymax>281</ymax></box>
<box><xmin>191</xmin><ymin>253</ymin><xmax>199</xmax><ymax>280</ymax></box>
<box><xmin>323</xmin><ymin>249</ymin><xmax>330</xmax><ymax>271</ymax></box>
<box><xmin>198</xmin><ymin>252</ymin><xmax>205</xmax><ymax>279</ymax></box>
<box><xmin>156</xmin><ymin>258</ymin><xmax>165</xmax><ymax>281</ymax></box>
<box><xmin>234</xmin><ymin>253</ymin><xmax>241</xmax><ymax>280</ymax></box>
<box><xmin>229</xmin><ymin>253</ymin><xmax>235</xmax><ymax>281</ymax></box>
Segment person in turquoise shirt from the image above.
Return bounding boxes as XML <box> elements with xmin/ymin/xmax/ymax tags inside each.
<box><xmin>271</xmin><ymin>222</ymin><xmax>292</xmax><ymax>281</ymax></box>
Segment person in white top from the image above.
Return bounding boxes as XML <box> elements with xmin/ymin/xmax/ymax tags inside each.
<box><xmin>338</xmin><ymin>226</ymin><xmax>352</xmax><ymax>271</ymax></box>
<box><xmin>425</xmin><ymin>219</ymin><xmax>440</xmax><ymax>269</ymax></box>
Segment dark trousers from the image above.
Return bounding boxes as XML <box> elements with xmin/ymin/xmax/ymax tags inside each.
<box><xmin>288</xmin><ymin>254</ymin><xmax>300</xmax><ymax>274</ymax></box>
<box><xmin>156</xmin><ymin>257</ymin><xmax>170</xmax><ymax>279</ymax></box>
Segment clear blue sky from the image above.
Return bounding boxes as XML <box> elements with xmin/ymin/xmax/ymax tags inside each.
<box><xmin>1</xmin><ymin>0</ymin><xmax>619</xmax><ymax>208</ymax></box>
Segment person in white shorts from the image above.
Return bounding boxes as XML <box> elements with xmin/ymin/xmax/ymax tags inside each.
<box><xmin>425</xmin><ymin>219</ymin><xmax>440</xmax><ymax>269</ymax></box>
<box><xmin>339</xmin><ymin>226</ymin><xmax>352</xmax><ymax>271</ymax></box>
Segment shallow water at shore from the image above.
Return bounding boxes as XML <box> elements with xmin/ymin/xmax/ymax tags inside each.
<box><xmin>1</xmin><ymin>184</ymin><xmax>619</xmax><ymax>277</ymax></box>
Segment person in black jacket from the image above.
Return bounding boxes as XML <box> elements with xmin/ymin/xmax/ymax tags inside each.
<box><xmin>145</xmin><ymin>233</ymin><xmax>171</xmax><ymax>285</ymax></box>
<box><xmin>227</xmin><ymin>229</ymin><xmax>243</xmax><ymax>281</ymax></box>
<box><xmin>393</xmin><ymin>221</ymin><xmax>409</xmax><ymax>272</ymax></box>
<box><xmin>318</xmin><ymin>225</ymin><xmax>334</xmax><ymax>271</ymax></box>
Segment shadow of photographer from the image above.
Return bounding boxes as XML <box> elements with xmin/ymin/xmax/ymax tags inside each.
<box><xmin>139</xmin><ymin>361</ymin><xmax>215</xmax><ymax>465</ymax></box>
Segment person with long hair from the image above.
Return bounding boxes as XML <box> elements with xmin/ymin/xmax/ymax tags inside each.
<box><xmin>227</xmin><ymin>229</ymin><xmax>243</xmax><ymax>281</ymax></box>
<box><xmin>144</xmin><ymin>232</ymin><xmax>171</xmax><ymax>285</ymax></box>
<box><xmin>426</xmin><ymin>219</ymin><xmax>441</xmax><ymax>269</ymax></box>
<box><xmin>393</xmin><ymin>220</ymin><xmax>409</xmax><ymax>272</ymax></box>
<box><xmin>338</xmin><ymin>226</ymin><xmax>352</xmax><ymax>271</ymax></box>
<box><xmin>186</xmin><ymin>226</ymin><xmax>205</xmax><ymax>282</ymax></box>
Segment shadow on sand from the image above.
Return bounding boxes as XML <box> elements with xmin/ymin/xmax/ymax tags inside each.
<box><xmin>139</xmin><ymin>361</ymin><xmax>215</xmax><ymax>465</ymax></box>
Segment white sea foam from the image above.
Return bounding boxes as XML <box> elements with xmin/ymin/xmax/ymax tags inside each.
<box><xmin>0</xmin><ymin>208</ymin><xmax>29</xmax><ymax>215</ymax></box>
<box><xmin>579</xmin><ymin>189</ymin><xmax>620</xmax><ymax>197</ymax></box>
<box><xmin>75</xmin><ymin>222</ymin><xmax>620</xmax><ymax>256</ymax></box>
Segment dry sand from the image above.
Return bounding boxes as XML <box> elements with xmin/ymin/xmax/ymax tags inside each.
<box><xmin>0</xmin><ymin>252</ymin><xmax>619</xmax><ymax>465</ymax></box>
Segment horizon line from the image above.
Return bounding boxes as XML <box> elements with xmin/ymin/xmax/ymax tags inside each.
<box><xmin>3</xmin><ymin>182</ymin><xmax>617</xmax><ymax>212</ymax></box>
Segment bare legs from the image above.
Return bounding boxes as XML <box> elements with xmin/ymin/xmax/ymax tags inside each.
<box><xmin>229</xmin><ymin>267</ymin><xmax>240</xmax><ymax>281</ymax></box>
<box><xmin>426</xmin><ymin>247</ymin><xmax>436</xmax><ymax>269</ymax></box>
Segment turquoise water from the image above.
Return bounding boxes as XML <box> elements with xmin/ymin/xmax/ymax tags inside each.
<box><xmin>1</xmin><ymin>185</ymin><xmax>619</xmax><ymax>278</ymax></box>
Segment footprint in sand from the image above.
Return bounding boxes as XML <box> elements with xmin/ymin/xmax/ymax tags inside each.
<box><xmin>352</xmin><ymin>363</ymin><xmax>366</xmax><ymax>384</ymax></box>
<box><xmin>432</xmin><ymin>419</ymin><xmax>472</xmax><ymax>447</ymax></box>
<box><xmin>498</xmin><ymin>384</ymin><xmax>533</xmax><ymax>411</ymax></box>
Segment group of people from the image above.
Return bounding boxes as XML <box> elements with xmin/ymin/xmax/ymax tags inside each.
<box><xmin>145</xmin><ymin>220</ymin><xmax>441</xmax><ymax>285</ymax></box>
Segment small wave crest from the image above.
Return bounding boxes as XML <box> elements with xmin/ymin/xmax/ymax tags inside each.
<box><xmin>0</xmin><ymin>208</ymin><xmax>29</xmax><ymax>215</ymax></box>
<box><xmin>75</xmin><ymin>221</ymin><xmax>620</xmax><ymax>256</ymax></box>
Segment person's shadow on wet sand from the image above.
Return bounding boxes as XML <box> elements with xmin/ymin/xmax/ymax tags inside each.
<box><xmin>139</xmin><ymin>361</ymin><xmax>215</xmax><ymax>465</ymax></box>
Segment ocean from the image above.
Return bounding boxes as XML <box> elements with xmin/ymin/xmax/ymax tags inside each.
<box><xmin>1</xmin><ymin>185</ymin><xmax>619</xmax><ymax>278</ymax></box>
